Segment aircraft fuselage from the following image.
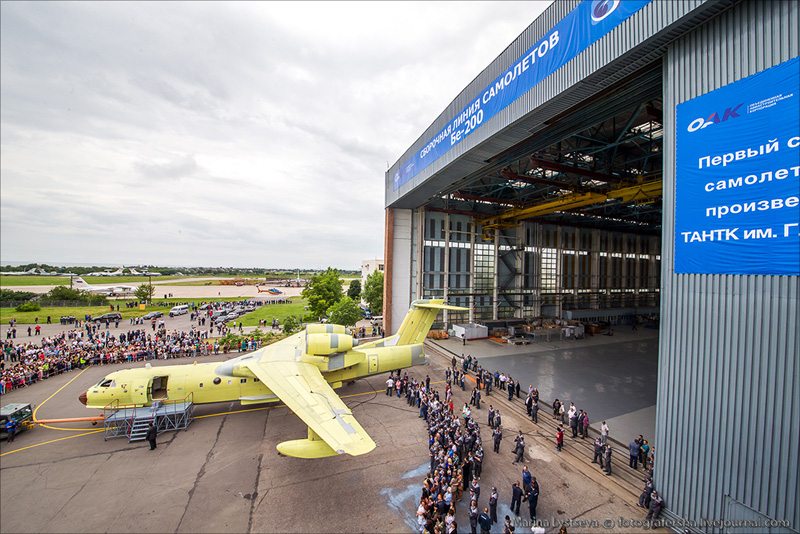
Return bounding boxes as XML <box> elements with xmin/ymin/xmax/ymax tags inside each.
<box><xmin>80</xmin><ymin>332</ymin><xmax>425</xmax><ymax>409</ymax></box>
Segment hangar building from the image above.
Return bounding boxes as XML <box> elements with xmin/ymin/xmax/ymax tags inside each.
<box><xmin>384</xmin><ymin>0</ymin><xmax>798</xmax><ymax>531</ymax></box>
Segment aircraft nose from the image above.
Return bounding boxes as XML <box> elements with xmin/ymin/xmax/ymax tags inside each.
<box><xmin>79</xmin><ymin>391</ymin><xmax>87</xmax><ymax>405</ymax></box>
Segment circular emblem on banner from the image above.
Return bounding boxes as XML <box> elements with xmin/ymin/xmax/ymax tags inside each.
<box><xmin>590</xmin><ymin>0</ymin><xmax>620</xmax><ymax>23</ymax></box>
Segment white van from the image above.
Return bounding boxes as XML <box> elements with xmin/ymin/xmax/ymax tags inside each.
<box><xmin>169</xmin><ymin>305</ymin><xmax>189</xmax><ymax>317</ymax></box>
<box><xmin>370</xmin><ymin>316</ymin><xmax>383</xmax><ymax>326</ymax></box>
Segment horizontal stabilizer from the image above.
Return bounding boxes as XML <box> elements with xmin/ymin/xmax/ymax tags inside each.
<box><xmin>413</xmin><ymin>302</ymin><xmax>468</xmax><ymax>311</ymax></box>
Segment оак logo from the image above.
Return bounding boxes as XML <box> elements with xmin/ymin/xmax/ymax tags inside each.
<box><xmin>686</xmin><ymin>104</ymin><xmax>744</xmax><ymax>132</ymax></box>
<box><xmin>590</xmin><ymin>0</ymin><xmax>620</xmax><ymax>24</ymax></box>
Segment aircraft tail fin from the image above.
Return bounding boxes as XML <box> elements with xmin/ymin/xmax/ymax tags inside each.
<box><xmin>393</xmin><ymin>299</ymin><xmax>467</xmax><ymax>346</ymax></box>
<box><xmin>72</xmin><ymin>276</ymin><xmax>90</xmax><ymax>288</ymax></box>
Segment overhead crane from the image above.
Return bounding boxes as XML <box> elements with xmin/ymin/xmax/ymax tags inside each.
<box><xmin>476</xmin><ymin>177</ymin><xmax>662</xmax><ymax>239</ymax></box>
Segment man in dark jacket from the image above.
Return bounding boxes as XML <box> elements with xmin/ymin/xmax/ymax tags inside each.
<box><xmin>489</xmin><ymin>487</ymin><xmax>498</xmax><ymax>524</ymax></box>
<box><xmin>146</xmin><ymin>422</ymin><xmax>157</xmax><ymax>450</ymax></box>
<box><xmin>478</xmin><ymin>508</ymin><xmax>492</xmax><ymax>534</ymax></box>
<box><xmin>526</xmin><ymin>478</ymin><xmax>540</xmax><ymax>520</ymax></box>
<box><xmin>510</xmin><ymin>482</ymin><xmax>523</xmax><ymax>515</ymax></box>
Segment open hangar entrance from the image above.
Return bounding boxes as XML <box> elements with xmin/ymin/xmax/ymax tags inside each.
<box><xmin>416</xmin><ymin>62</ymin><xmax>663</xmax><ymax>330</ymax></box>
<box><xmin>385</xmin><ymin>1</ymin><xmax>797</xmax><ymax>530</ymax></box>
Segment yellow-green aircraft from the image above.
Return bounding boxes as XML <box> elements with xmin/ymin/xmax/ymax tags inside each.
<box><xmin>79</xmin><ymin>299</ymin><xmax>465</xmax><ymax>458</ymax></box>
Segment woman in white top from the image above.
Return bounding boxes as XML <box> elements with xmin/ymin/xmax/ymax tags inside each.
<box><xmin>416</xmin><ymin>499</ymin><xmax>426</xmax><ymax>533</ymax></box>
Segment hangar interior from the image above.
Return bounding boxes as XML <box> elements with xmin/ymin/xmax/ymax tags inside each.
<box><xmin>386</xmin><ymin>1</ymin><xmax>798</xmax><ymax>532</ymax></box>
<box><xmin>414</xmin><ymin>63</ymin><xmax>664</xmax><ymax>327</ymax></box>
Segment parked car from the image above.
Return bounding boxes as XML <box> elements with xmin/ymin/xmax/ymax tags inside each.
<box><xmin>142</xmin><ymin>311</ymin><xmax>163</xmax><ymax>320</ymax></box>
<box><xmin>198</xmin><ymin>304</ymin><xmax>212</xmax><ymax>310</ymax></box>
<box><xmin>92</xmin><ymin>312</ymin><xmax>122</xmax><ymax>323</ymax></box>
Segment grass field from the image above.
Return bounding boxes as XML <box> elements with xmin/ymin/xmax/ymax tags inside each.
<box><xmin>0</xmin><ymin>296</ymin><xmax>254</xmax><ymax>324</ymax></box>
<box><xmin>237</xmin><ymin>298</ymin><xmax>309</xmax><ymax>327</ymax></box>
<box><xmin>0</xmin><ymin>275</ymin><xmax>185</xmax><ymax>286</ymax></box>
<box><xmin>0</xmin><ymin>276</ymin><xmax>72</xmax><ymax>286</ymax></box>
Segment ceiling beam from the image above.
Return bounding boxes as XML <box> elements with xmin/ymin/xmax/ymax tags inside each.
<box><xmin>452</xmin><ymin>193</ymin><xmax>525</xmax><ymax>207</ymax></box>
<box><xmin>499</xmin><ymin>170</ymin><xmax>571</xmax><ymax>188</ymax></box>
<box><xmin>529</xmin><ymin>157</ymin><xmax>628</xmax><ymax>184</ymax></box>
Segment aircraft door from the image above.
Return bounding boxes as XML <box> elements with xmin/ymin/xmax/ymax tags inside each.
<box><xmin>130</xmin><ymin>377</ymin><xmax>153</xmax><ymax>405</ymax></box>
<box><xmin>368</xmin><ymin>354</ymin><xmax>378</xmax><ymax>374</ymax></box>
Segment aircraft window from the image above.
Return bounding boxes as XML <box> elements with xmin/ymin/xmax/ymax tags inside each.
<box><xmin>99</xmin><ymin>379</ymin><xmax>113</xmax><ymax>388</ymax></box>
<box><xmin>254</xmin><ymin>378</ymin><xmax>260</xmax><ymax>382</ymax></box>
<box><xmin>213</xmin><ymin>377</ymin><xmax>221</xmax><ymax>385</ymax></box>
<box><xmin>240</xmin><ymin>379</ymin><xmax>247</xmax><ymax>384</ymax></box>
<box><xmin>199</xmin><ymin>383</ymin><xmax>203</xmax><ymax>387</ymax></box>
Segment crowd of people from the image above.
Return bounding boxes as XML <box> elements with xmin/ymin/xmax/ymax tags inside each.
<box><xmin>0</xmin><ymin>324</ymin><xmax>265</xmax><ymax>396</ymax></box>
<box><xmin>450</xmin><ymin>351</ymin><xmax>664</xmax><ymax>529</ymax></box>
<box><xmin>397</xmin><ymin>361</ymin><xmax>549</xmax><ymax>534</ymax></box>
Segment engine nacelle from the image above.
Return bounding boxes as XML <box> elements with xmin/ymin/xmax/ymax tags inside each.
<box><xmin>306</xmin><ymin>324</ymin><xmax>351</xmax><ymax>335</ymax></box>
<box><xmin>306</xmin><ymin>333</ymin><xmax>356</xmax><ymax>356</ymax></box>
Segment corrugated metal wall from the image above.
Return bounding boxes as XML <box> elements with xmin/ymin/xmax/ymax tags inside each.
<box><xmin>658</xmin><ymin>1</ymin><xmax>800</xmax><ymax>532</ymax></box>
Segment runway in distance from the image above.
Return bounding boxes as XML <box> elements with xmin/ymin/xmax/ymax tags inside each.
<box><xmin>79</xmin><ymin>299</ymin><xmax>466</xmax><ymax>458</ymax></box>
<box><xmin>72</xmin><ymin>276</ymin><xmax>135</xmax><ymax>295</ymax></box>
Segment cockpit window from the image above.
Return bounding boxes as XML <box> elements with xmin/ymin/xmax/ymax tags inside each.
<box><xmin>98</xmin><ymin>379</ymin><xmax>114</xmax><ymax>388</ymax></box>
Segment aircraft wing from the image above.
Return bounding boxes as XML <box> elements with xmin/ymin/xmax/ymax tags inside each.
<box><xmin>244</xmin><ymin>359</ymin><xmax>376</xmax><ymax>458</ymax></box>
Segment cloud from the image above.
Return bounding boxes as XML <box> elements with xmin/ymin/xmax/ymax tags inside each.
<box><xmin>134</xmin><ymin>154</ymin><xmax>199</xmax><ymax>180</ymax></box>
<box><xmin>0</xmin><ymin>1</ymin><xmax>549</xmax><ymax>268</ymax></box>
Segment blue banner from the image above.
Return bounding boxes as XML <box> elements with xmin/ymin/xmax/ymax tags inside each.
<box><xmin>674</xmin><ymin>57</ymin><xmax>800</xmax><ymax>275</ymax></box>
<box><xmin>393</xmin><ymin>0</ymin><xmax>652</xmax><ymax>192</ymax></box>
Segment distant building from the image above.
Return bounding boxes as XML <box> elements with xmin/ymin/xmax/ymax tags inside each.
<box><xmin>360</xmin><ymin>259</ymin><xmax>384</xmax><ymax>307</ymax></box>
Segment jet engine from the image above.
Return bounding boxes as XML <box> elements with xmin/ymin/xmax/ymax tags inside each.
<box><xmin>306</xmin><ymin>333</ymin><xmax>357</xmax><ymax>356</ymax></box>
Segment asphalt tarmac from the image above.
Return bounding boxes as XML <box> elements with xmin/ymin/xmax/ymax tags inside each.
<box><xmin>1</xmin><ymin>345</ymin><xmax>652</xmax><ymax>534</ymax></box>
<box><xmin>431</xmin><ymin>327</ymin><xmax>659</xmax><ymax>443</ymax></box>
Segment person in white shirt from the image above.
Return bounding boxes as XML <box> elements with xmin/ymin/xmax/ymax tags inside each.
<box><xmin>601</xmin><ymin>420</ymin><xmax>609</xmax><ymax>445</ymax></box>
<box><xmin>386</xmin><ymin>377</ymin><xmax>394</xmax><ymax>396</ymax></box>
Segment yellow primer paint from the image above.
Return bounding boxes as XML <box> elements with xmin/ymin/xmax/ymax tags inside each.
<box><xmin>79</xmin><ymin>300</ymin><xmax>466</xmax><ymax>457</ymax></box>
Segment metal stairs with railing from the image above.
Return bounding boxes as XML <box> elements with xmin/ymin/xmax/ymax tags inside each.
<box><xmin>128</xmin><ymin>417</ymin><xmax>153</xmax><ymax>442</ymax></box>
<box><xmin>103</xmin><ymin>394</ymin><xmax>194</xmax><ymax>442</ymax></box>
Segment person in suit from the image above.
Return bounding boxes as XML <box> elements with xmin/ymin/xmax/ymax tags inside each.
<box><xmin>146</xmin><ymin>422</ymin><xmax>157</xmax><ymax>450</ymax></box>
<box><xmin>510</xmin><ymin>482</ymin><xmax>523</xmax><ymax>515</ymax></box>
<box><xmin>527</xmin><ymin>477</ymin><xmax>539</xmax><ymax>521</ymax></box>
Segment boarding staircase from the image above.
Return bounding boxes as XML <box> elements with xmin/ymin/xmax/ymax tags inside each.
<box><xmin>103</xmin><ymin>394</ymin><xmax>194</xmax><ymax>442</ymax></box>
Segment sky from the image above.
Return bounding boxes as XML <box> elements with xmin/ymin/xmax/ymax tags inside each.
<box><xmin>1</xmin><ymin>1</ymin><xmax>550</xmax><ymax>270</ymax></box>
